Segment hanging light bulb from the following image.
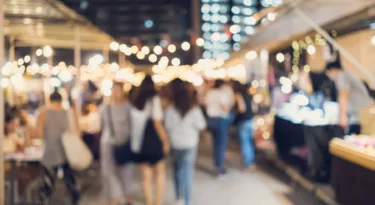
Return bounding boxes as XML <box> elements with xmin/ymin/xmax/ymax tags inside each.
<box><xmin>181</xmin><ymin>42</ymin><xmax>191</xmax><ymax>51</ymax></box>
<box><xmin>110</xmin><ymin>42</ymin><xmax>120</xmax><ymax>51</ymax></box>
<box><xmin>168</xmin><ymin>44</ymin><xmax>177</xmax><ymax>53</ymax></box>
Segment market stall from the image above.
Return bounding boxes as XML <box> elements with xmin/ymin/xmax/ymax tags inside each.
<box><xmin>330</xmin><ymin>137</ymin><xmax>375</xmax><ymax>205</ymax></box>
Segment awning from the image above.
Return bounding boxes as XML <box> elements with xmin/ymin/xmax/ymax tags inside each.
<box><xmin>4</xmin><ymin>0</ymin><xmax>114</xmax><ymax>50</ymax></box>
<box><xmin>226</xmin><ymin>0</ymin><xmax>375</xmax><ymax>66</ymax></box>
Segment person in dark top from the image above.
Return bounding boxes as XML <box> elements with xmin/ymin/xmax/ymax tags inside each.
<box><xmin>233</xmin><ymin>81</ymin><xmax>255</xmax><ymax>171</ymax></box>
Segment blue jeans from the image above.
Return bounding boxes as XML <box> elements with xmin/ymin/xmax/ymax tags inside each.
<box><xmin>208</xmin><ymin>117</ymin><xmax>229</xmax><ymax>170</ymax></box>
<box><xmin>238</xmin><ymin>119</ymin><xmax>255</xmax><ymax>168</ymax></box>
<box><xmin>172</xmin><ymin>148</ymin><xmax>197</xmax><ymax>205</ymax></box>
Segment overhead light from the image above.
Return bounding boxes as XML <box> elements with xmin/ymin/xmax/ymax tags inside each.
<box><xmin>131</xmin><ymin>46</ymin><xmax>139</xmax><ymax>54</ymax></box>
<box><xmin>267</xmin><ymin>13</ymin><xmax>277</xmax><ymax>21</ymax></box>
<box><xmin>171</xmin><ymin>58</ymin><xmax>181</xmax><ymax>66</ymax></box>
<box><xmin>276</xmin><ymin>53</ymin><xmax>285</xmax><ymax>63</ymax></box>
<box><xmin>153</xmin><ymin>46</ymin><xmax>163</xmax><ymax>55</ymax></box>
<box><xmin>43</xmin><ymin>45</ymin><xmax>53</xmax><ymax>57</ymax></box>
<box><xmin>181</xmin><ymin>42</ymin><xmax>191</xmax><ymax>51</ymax></box>
<box><xmin>196</xmin><ymin>38</ymin><xmax>205</xmax><ymax>47</ymax></box>
<box><xmin>141</xmin><ymin>46</ymin><xmax>150</xmax><ymax>55</ymax></box>
<box><xmin>144</xmin><ymin>20</ymin><xmax>154</xmax><ymax>28</ymax></box>
<box><xmin>17</xmin><ymin>58</ymin><xmax>24</xmax><ymax>66</ymax></box>
<box><xmin>136</xmin><ymin>52</ymin><xmax>145</xmax><ymax>60</ymax></box>
<box><xmin>307</xmin><ymin>45</ymin><xmax>316</xmax><ymax>55</ymax></box>
<box><xmin>167</xmin><ymin>44</ymin><xmax>176</xmax><ymax>53</ymax></box>
<box><xmin>24</xmin><ymin>55</ymin><xmax>31</xmax><ymax>63</ymax></box>
<box><xmin>110</xmin><ymin>42</ymin><xmax>120</xmax><ymax>51</ymax></box>
<box><xmin>245</xmin><ymin>50</ymin><xmax>257</xmax><ymax>60</ymax></box>
<box><xmin>119</xmin><ymin>44</ymin><xmax>127</xmax><ymax>52</ymax></box>
<box><xmin>36</xmin><ymin>49</ymin><xmax>43</xmax><ymax>57</ymax></box>
<box><xmin>149</xmin><ymin>54</ymin><xmax>157</xmax><ymax>63</ymax></box>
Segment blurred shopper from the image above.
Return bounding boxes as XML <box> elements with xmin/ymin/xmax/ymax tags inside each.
<box><xmin>204</xmin><ymin>80</ymin><xmax>232</xmax><ymax>177</ymax></box>
<box><xmin>325</xmin><ymin>62</ymin><xmax>374</xmax><ymax>134</ymax></box>
<box><xmin>165</xmin><ymin>79</ymin><xmax>206</xmax><ymax>205</ymax></box>
<box><xmin>81</xmin><ymin>100</ymin><xmax>101</xmax><ymax>160</ymax></box>
<box><xmin>35</xmin><ymin>90</ymin><xmax>80</xmax><ymax>205</ymax></box>
<box><xmin>130</xmin><ymin>75</ymin><xmax>169</xmax><ymax>205</ymax></box>
<box><xmin>100</xmin><ymin>82</ymin><xmax>134</xmax><ymax>205</ymax></box>
<box><xmin>233</xmin><ymin>81</ymin><xmax>256</xmax><ymax>170</ymax></box>
<box><xmin>4</xmin><ymin>112</ymin><xmax>25</xmax><ymax>154</ymax></box>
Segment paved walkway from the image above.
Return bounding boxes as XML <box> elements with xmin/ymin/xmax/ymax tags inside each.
<box><xmin>78</xmin><ymin>154</ymin><xmax>292</xmax><ymax>205</ymax></box>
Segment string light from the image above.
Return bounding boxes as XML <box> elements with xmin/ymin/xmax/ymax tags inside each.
<box><xmin>24</xmin><ymin>55</ymin><xmax>31</xmax><ymax>63</ymax></box>
<box><xmin>149</xmin><ymin>54</ymin><xmax>157</xmax><ymax>63</ymax></box>
<box><xmin>110</xmin><ymin>42</ymin><xmax>120</xmax><ymax>51</ymax></box>
<box><xmin>131</xmin><ymin>46</ymin><xmax>139</xmax><ymax>54</ymax></box>
<box><xmin>141</xmin><ymin>46</ymin><xmax>150</xmax><ymax>55</ymax></box>
<box><xmin>196</xmin><ymin>38</ymin><xmax>205</xmax><ymax>47</ymax></box>
<box><xmin>154</xmin><ymin>46</ymin><xmax>163</xmax><ymax>55</ymax></box>
<box><xmin>246</xmin><ymin>50</ymin><xmax>257</xmax><ymax>60</ymax></box>
<box><xmin>43</xmin><ymin>45</ymin><xmax>53</xmax><ymax>57</ymax></box>
<box><xmin>181</xmin><ymin>42</ymin><xmax>191</xmax><ymax>51</ymax></box>
<box><xmin>276</xmin><ymin>53</ymin><xmax>285</xmax><ymax>63</ymax></box>
<box><xmin>171</xmin><ymin>58</ymin><xmax>181</xmax><ymax>66</ymax></box>
<box><xmin>168</xmin><ymin>44</ymin><xmax>176</xmax><ymax>53</ymax></box>
<box><xmin>36</xmin><ymin>49</ymin><xmax>43</xmax><ymax>57</ymax></box>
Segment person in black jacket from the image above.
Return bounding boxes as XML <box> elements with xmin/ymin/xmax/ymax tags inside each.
<box><xmin>233</xmin><ymin>81</ymin><xmax>256</xmax><ymax>171</ymax></box>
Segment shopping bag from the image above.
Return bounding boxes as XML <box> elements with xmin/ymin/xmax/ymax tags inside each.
<box><xmin>62</xmin><ymin>109</ymin><xmax>93</xmax><ymax>171</ymax></box>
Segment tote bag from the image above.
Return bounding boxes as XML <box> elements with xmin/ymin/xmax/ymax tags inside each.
<box><xmin>62</xmin><ymin>109</ymin><xmax>93</xmax><ymax>171</ymax></box>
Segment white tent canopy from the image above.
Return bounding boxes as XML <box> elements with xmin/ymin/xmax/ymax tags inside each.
<box><xmin>4</xmin><ymin>0</ymin><xmax>114</xmax><ymax>50</ymax></box>
<box><xmin>226</xmin><ymin>0</ymin><xmax>375</xmax><ymax>66</ymax></box>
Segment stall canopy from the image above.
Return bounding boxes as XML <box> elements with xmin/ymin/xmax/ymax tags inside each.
<box><xmin>226</xmin><ymin>0</ymin><xmax>375</xmax><ymax>66</ymax></box>
<box><xmin>4</xmin><ymin>0</ymin><xmax>114</xmax><ymax>50</ymax></box>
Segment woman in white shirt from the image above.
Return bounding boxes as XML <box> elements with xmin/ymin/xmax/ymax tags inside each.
<box><xmin>204</xmin><ymin>80</ymin><xmax>232</xmax><ymax>177</ymax></box>
<box><xmin>130</xmin><ymin>75</ymin><xmax>170</xmax><ymax>205</ymax></box>
<box><xmin>165</xmin><ymin>79</ymin><xmax>206</xmax><ymax>205</ymax></box>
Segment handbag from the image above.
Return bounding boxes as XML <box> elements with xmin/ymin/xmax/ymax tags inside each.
<box><xmin>107</xmin><ymin>105</ymin><xmax>134</xmax><ymax>165</ymax></box>
<box><xmin>61</xmin><ymin>109</ymin><xmax>93</xmax><ymax>171</ymax></box>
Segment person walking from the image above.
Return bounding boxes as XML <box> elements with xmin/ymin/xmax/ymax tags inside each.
<box><xmin>35</xmin><ymin>90</ymin><xmax>80</xmax><ymax>205</ymax></box>
<box><xmin>204</xmin><ymin>80</ymin><xmax>233</xmax><ymax>177</ymax></box>
<box><xmin>100</xmin><ymin>82</ymin><xmax>134</xmax><ymax>205</ymax></box>
<box><xmin>130</xmin><ymin>75</ymin><xmax>170</xmax><ymax>205</ymax></box>
<box><xmin>165</xmin><ymin>79</ymin><xmax>206</xmax><ymax>205</ymax></box>
<box><xmin>233</xmin><ymin>81</ymin><xmax>256</xmax><ymax>171</ymax></box>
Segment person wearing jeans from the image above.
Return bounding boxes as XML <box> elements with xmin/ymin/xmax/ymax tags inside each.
<box><xmin>238</xmin><ymin>120</ymin><xmax>255</xmax><ymax>168</ymax></box>
<box><xmin>165</xmin><ymin>79</ymin><xmax>206</xmax><ymax>205</ymax></box>
<box><xmin>207</xmin><ymin>117</ymin><xmax>229</xmax><ymax>171</ymax></box>
<box><xmin>204</xmin><ymin>80</ymin><xmax>233</xmax><ymax>177</ymax></box>
<box><xmin>233</xmin><ymin>81</ymin><xmax>255</xmax><ymax>170</ymax></box>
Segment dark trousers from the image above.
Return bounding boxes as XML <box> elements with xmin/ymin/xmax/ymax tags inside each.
<box><xmin>42</xmin><ymin>163</ymin><xmax>79</xmax><ymax>204</ymax></box>
<box><xmin>208</xmin><ymin>117</ymin><xmax>229</xmax><ymax>170</ymax></box>
<box><xmin>348</xmin><ymin>124</ymin><xmax>361</xmax><ymax>135</ymax></box>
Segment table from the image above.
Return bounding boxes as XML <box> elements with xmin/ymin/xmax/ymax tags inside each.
<box><xmin>330</xmin><ymin>138</ymin><xmax>375</xmax><ymax>205</ymax></box>
<box><xmin>5</xmin><ymin>147</ymin><xmax>43</xmax><ymax>205</ymax></box>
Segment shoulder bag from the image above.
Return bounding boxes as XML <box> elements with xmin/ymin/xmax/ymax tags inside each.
<box><xmin>62</xmin><ymin>109</ymin><xmax>93</xmax><ymax>171</ymax></box>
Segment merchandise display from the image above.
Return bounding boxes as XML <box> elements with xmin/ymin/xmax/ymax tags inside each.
<box><xmin>330</xmin><ymin>138</ymin><xmax>375</xmax><ymax>205</ymax></box>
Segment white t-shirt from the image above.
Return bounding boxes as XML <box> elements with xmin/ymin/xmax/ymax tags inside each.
<box><xmin>130</xmin><ymin>96</ymin><xmax>163</xmax><ymax>152</ymax></box>
<box><xmin>81</xmin><ymin>112</ymin><xmax>101</xmax><ymax>134</ymax></box>
<box><xmin>165</xmin><ymin>106</ymin><xmax>206</xmax><ymax>149</ymax></box>
<box><xmin>204</xmin><ymin>88</ymin><xmax>230</xmax><ymax>118</ymax></box>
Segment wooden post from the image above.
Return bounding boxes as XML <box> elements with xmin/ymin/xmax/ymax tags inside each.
<box><xmin>74</xmin><ymin>25</ymin><xmax>81</xmax><ymax>115</ymax></box>
<box><xmin>0</xmin><ymin>1</ymin><xmax>6</xmax><ymax>204</ymax></box>
<box><xmin>9</xmin><ymin>36</ymin><xmax>15</xmax><ymax>62</ymax></box>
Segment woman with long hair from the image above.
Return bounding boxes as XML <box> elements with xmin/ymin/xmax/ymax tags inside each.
<box><xmin>100</xmin><ymin>82</ymin><xmax>134</xmax><ymax>205</ymax></box>
<box><xmin>35</xmin><ymin>89</ymin><xmax>80</xmax><ymax>205</ymax></box>
<box><xmin>130</xmin><ymin>75</ymin><xmax>170</xmax><ymax>205</ymax></box>
<box><xmin>165</xmin><ymin>79</ymin><xmax>206</xmax><ymax>205</ymax></box>
<box><xmin>232</xmin><ymin>81</ymin><xmax>255</xmax><ymax>170</ymax></box>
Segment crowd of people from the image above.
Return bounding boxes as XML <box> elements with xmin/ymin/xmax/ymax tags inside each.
<box><xmin>3</xmin><ymin>76</ymin><xmax>256</xmax><ymax>205</ymax></box>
